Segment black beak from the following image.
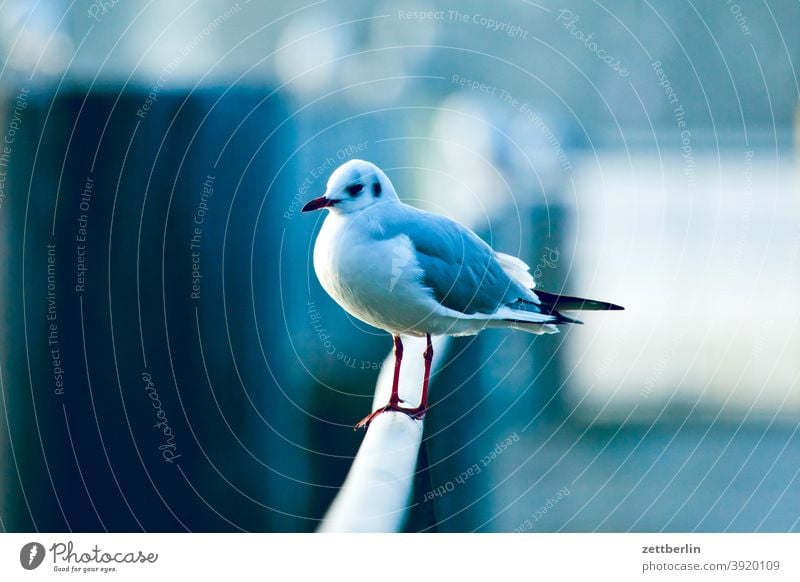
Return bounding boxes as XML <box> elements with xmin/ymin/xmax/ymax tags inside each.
<box><xmin>301</xmin><ymin>196</ymin><xmax>337</xmax><ymax>212</ymax></box>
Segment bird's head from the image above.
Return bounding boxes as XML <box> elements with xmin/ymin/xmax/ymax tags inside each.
<box><xmin>302</xmin><ymin>159</ymin><xmax>397</xmax><ymax>215</ymax></box>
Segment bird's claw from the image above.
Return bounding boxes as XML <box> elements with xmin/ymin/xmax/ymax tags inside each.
<box><xmin>354</xmin><ymin>403</ymin><xmax>426</xmax><ymax>430</ymax></box>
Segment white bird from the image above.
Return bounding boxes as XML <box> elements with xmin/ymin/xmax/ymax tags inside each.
<box><xmin>303</xmin><ymin>159</ymin><xmax>623</xmax><ymax>429</ymax></box>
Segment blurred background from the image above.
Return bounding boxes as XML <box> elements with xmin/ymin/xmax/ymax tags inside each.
<box><xmin>0</xmin><ymin>0</ymin><xmax>798</xmax><ymax>532</ymax></box>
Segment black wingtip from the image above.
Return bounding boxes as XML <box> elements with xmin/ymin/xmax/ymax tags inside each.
<box><xmin>550</xmin><ymin>311</ymin><xmax>584</xmax><ymax>325</ymax></box>
<box><xmin>534</xmin><ymin>290</ymin><xmax>625</xmax><ymax>312</ymax></box>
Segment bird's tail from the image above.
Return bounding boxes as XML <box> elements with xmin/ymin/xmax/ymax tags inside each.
<box><xmin>534</xmin><ymin>290</ymin><xmax>624</xmax><ymax>312</ymax></box>
<box><xmin>493</xmin><ymin>301</ymin><xmax>583</xmax><ymax>335</ymax></box>
<box><xmin>492</xmin><ymin>291</ymin><xmax>623</xmax><ymax>336</ymax></box>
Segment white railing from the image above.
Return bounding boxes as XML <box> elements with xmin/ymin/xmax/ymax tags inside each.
<box><xmin>318</xmin><ymin>335</ymin><xmax>448</xmax><ymax>533</ymax></box>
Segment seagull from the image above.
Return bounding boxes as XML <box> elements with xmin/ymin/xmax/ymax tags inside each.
<box><xmin>303</xmin><ymin>159</ymin><xmax>623</xmax><ymax>429</ymax></box>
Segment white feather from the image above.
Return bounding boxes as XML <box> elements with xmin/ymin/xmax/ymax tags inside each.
<box><xmin>495</xmin><ymin>251</ymin><xmax>537</xmax><ymax>292</ymax></box>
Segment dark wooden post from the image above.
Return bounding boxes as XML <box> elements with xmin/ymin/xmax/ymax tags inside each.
<box><xmin>0</xmin><ymin>86</ymin><xmax>317</xmax><ymax>531</ymax></box>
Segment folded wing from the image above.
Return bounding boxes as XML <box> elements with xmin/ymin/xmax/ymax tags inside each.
<box><xmin>379</xmin><ymin>206</ymin><xmax>535</xmax><ymax>315</ymax></box>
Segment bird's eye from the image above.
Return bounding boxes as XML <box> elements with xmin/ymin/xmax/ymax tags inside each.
<box><xmin>346</xmin><ymin>183</ymin><xmax>364</xmax><ymax>196</ymax></box>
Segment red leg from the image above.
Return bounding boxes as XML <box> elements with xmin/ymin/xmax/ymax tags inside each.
<box><xmin>354</xmin><ymin>335</ymin><xmax>433</xmax><ymax>430</ymax></box>
<box><xmin>419</xmin><ymin>333</ymin><xmax>433</xmax><ymax>411</ymax></box>
<box><xmin>388</xmin><ymin>335</ymin><xmax>403</xmax><ymax>407</ymax></box>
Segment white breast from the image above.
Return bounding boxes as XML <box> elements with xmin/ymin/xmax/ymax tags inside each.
<box><xmin>313</xmin><ymin>214</ymin><xmax>440</xmax><ymax>336</ymax></box>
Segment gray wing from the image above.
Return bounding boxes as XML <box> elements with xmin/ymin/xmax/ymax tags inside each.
<box><xmin>378</xmin><ymin>204</ymin><xmax>531</xmax><ymax>314</ymax></box>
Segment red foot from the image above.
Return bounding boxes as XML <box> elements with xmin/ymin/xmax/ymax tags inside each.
<box><xmin>354</xmin><ymin>402</ymin><xmax>426</xmax><ymax>430</ymax></box>
<box><xmin>355</xmin><ymin>334</ymin><xmax>432</xmax><ymax>430</ymax></box>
